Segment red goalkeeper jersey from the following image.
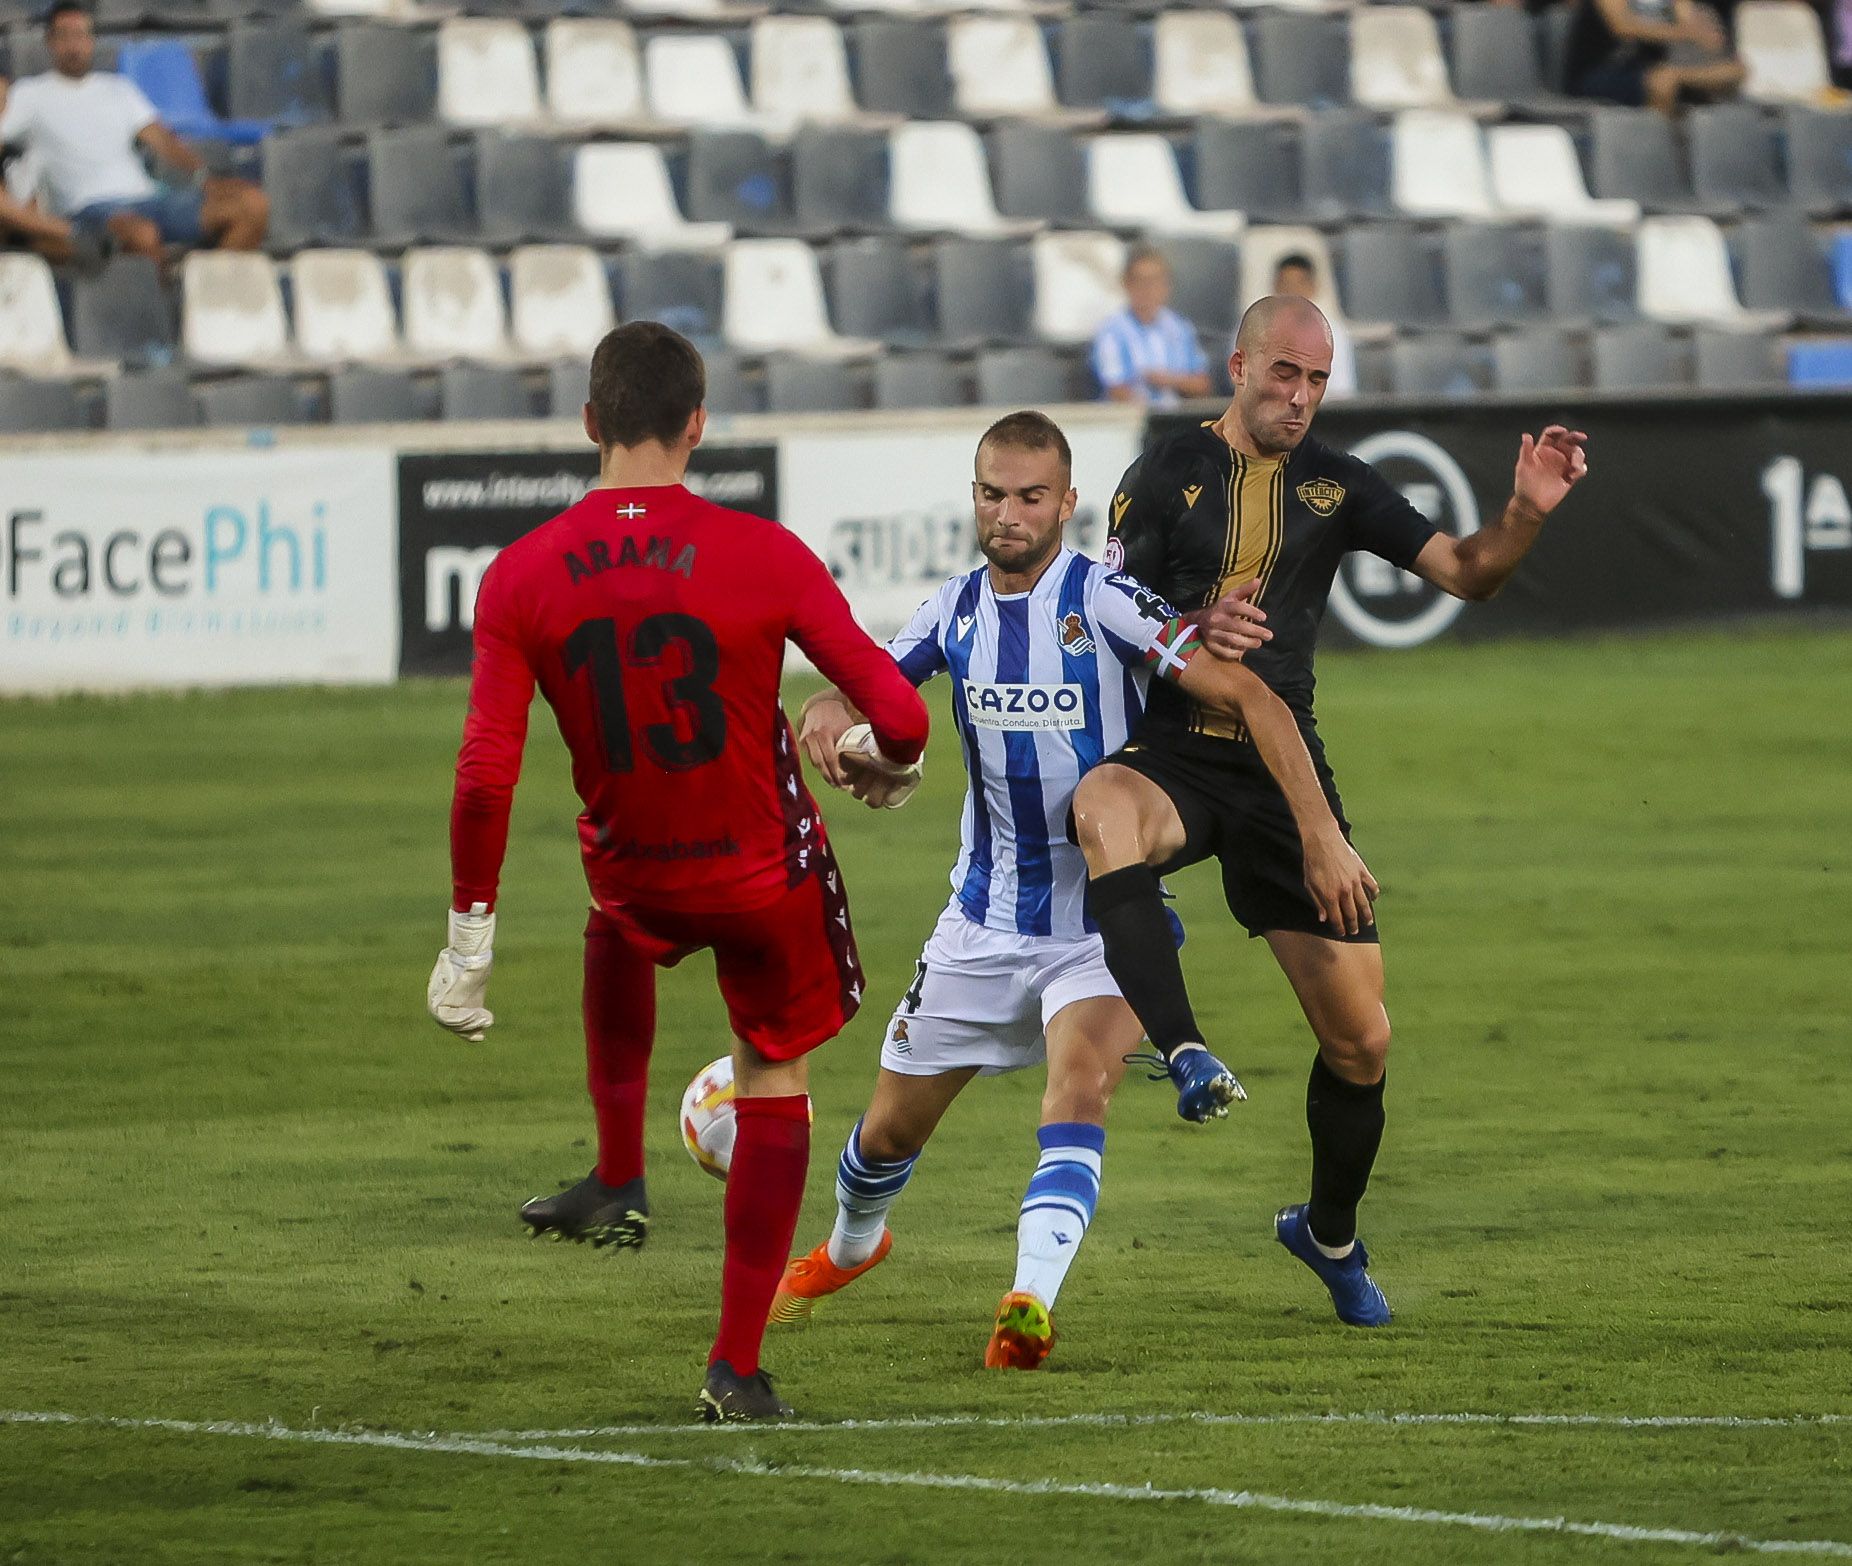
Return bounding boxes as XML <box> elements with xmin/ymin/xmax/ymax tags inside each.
<box><xmin>449</xmin><ymin>483</ymin><xmax>930</xmax><ymax>916</ymax></box>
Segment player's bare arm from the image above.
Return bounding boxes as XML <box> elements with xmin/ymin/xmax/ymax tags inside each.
<box><xmin>1192</xmin><ymin>576</ymin><xmax>1273</xmax><ymax>662</ymax></box>
<box><xmin>1413</xmin><ymin>427</ymin><xmax>1590</xmax><ymax>603</ymax></box>
<box><xmin>1175</xmin><ymin>656</ymin><xmax>1379</xmax><ymax>936</ymax></box>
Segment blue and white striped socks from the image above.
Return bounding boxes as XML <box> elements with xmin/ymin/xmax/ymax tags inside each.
<box><xmin>1012</xmin><ymin>1122</ymin><xmax>1105</xmax><ymax>1308</ymax></box>
<box><xmin>827</xmin><ymin>1117</ymin><xmax>918</xmax><ymax>1268</ymax></box>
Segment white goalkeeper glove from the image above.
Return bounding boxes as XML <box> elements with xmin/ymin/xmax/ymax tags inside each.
<box><xmin>835</xmin><ymin>722</ymin><xmax>925</xmax><ymax>810</ymax></box>
<box><xmin>428</xmin><ymin>903</ymin><xmax>496</xmax><ymax>1042</ymax></box>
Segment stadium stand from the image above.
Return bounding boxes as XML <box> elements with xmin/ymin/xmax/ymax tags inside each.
<box><xmin>2</xmin><ymin>0</ymin><xmax>1850</xmax><ymax>428</ymax></box>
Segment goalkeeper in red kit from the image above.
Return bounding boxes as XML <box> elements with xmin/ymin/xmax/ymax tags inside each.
<box><xmin>427</xmin><ymin>322</ymin><xmax>930</xmax><ymax>1422</ymax></box>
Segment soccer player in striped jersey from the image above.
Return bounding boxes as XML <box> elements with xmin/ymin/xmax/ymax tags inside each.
<box><xmin>771</xmin><ymin>411</ymin><xmax>1377</xmax><ymax>1369</ymax></box>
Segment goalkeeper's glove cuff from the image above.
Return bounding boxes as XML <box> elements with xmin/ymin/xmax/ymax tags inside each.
<box><xmin>446</xmin><ymin>904</ymin><xmax>495</xmax><ymax>967</ymax></box>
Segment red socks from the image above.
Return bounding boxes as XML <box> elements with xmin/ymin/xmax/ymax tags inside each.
<box><xmin>711</xmin><ymin>1094</ymin><xmax>811</xmax><ymax>1374</ymax></box>
<box><xmin>583</xmin><ymin>912</ymin><xmax>655</xmax><ymax>1189</ymax></box>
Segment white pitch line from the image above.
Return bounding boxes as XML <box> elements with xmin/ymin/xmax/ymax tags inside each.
<box><xmin>5</xmin><ymin>1409</ymin><xmax>1851</xmax><ymax>1560</ymax></box>
<box><xmin>471</xmin><ymin>1409</ymin><xmax>1852</xmax><ymax>1441</ymax></box>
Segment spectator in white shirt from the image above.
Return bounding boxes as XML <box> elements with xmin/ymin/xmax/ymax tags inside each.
<box><xmin>0</xmin><ymin>78</ymin><xmax>83</xmax><ymax>262</ymax></box>
<box><xmin>1271</xmin><ymin>252</ymin><xmax>1357</xmax><ymax>400</ymax></box>
<box><xmin>1090</xmin><ymin>247</ymin><xmax>1213</xmax><ymax>408</ymax></box>
<box><xmin>0</xmin><ymin>1</ymin><xmax>266</xmax><ymax>264</ymax></box>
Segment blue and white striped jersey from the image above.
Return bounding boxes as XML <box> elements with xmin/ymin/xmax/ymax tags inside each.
<box><xmin>887</xmin><ymin>548</ymin><xmax>1188</xmax><ymax>940</ymax></box>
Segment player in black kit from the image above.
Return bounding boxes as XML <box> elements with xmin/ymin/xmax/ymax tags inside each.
<box><xmin>1072</xmin><ymin>294</ymin><xmax>1589</xmax><ymax>1325</ymax></box>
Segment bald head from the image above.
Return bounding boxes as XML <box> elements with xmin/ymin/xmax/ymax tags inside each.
<box><xmin>1235</xmin><ymin>293</ymin><xmax>1333</xmax><ymax>358</ymax></box>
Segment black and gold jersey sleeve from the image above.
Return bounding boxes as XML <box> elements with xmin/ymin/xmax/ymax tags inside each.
<box><xmin>1335</xmin><ymin>450</ymin><xmax>1439</xmax><ymax>571</ymax></box>
<box><xmin>1106</xmin><ymin>451</ymin><xmax>1183</xmax><ymax>594</ymax></box>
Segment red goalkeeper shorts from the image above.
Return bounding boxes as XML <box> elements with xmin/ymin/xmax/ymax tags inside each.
<box><xmin>589</xmin><ymin>861</ymin><xmax>864</xmax><ymax>1061</ymax></box>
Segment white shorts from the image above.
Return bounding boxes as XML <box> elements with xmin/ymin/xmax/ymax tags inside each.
<box><xmin>878</xmin><ymin>900</ymin><xmax>1125</xmax><ymax>1078</ymax></box>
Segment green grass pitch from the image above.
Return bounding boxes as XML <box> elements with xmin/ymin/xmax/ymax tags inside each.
<box><xmin>2</xmin><ymin>623</ymin><xmax>1849</xmax><ymax>1565</ymax></box>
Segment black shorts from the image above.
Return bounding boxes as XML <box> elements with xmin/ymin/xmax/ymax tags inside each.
<box><xmin>1106</xmin><ymin>735</ymin><xmax>1379</xmax><ymax>944</ymax></box>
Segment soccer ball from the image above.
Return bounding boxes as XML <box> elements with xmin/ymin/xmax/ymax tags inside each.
<box><xmin>680</xmin><ymin>1056</ymin><xmax>737</xmax><ymax>1181</ymax></box>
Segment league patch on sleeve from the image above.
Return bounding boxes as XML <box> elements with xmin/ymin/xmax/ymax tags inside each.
<box><xmin>1102</xmin><ymin>535</ymin><xmax>1125</xmax><ymax>570</ymax></box>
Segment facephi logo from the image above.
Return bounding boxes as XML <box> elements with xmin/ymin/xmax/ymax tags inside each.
<box><xmin>1327</xmin><ymin>432</ymin><xmax>1480</xmax><ymax>650</ymax></box>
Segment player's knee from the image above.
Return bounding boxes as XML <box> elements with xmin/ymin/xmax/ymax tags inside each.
<box><xmin>854</xmin><ymin>1117</ymin><xmax>924</xmax><ymax>1164</ymax></box>
<box><xmin>1043</xmin><ymin>1064</ymin><xmax>1113</xmax><ymax>1125</ymax></box>
<box><xmin>1320</xmin><ymin>1015</ymin><xmax>1390</xmax><ymax>1082</ymax></box>
<box><xmin>1070</xmin><ymin>767</ymin><xmax>1141</xmax><ymax>869</ymax></box>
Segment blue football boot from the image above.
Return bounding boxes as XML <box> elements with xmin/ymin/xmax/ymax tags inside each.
<box><xmin>1126</xmin><ymin>1044</ymin><xmax>1246</xmax><ymax>1123</ymax></box>
<box><xmin>1274</xmin><ymin>1203</ymin><xmax>1392</xmax><ymax>1327</ymax></box>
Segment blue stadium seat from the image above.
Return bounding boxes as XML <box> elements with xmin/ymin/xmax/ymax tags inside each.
<box><xmin>1834</xmin><ymin>234</ymin><xmax>1852</xmax><ymax>308</ymax></box>
<box><xmin>1786</xmin><ymin>339</ymin><xmax>1852</xmax><ymax>387</ymax></box>
<box><xmin>118</xmin><ymin>39</ymin><xmax>268</xmax><ymax>145</ymax></box>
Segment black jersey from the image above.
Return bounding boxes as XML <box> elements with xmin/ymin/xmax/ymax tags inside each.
<box><xmin>1107</xmin><ymin>421</ymin><xmax>1438</xmax><ymax>749</ymax></box>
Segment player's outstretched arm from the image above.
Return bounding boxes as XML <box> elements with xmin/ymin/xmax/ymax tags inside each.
<box><xmin>1190</xmin><ymin>577</ymin><xmax>1273</xmax><ymax>663</ymax></box>
<box><xmin>1413</xmin><ymin>426</ymin><xmax>1590</xmax><ymax>603</ymax></box>
<box><xmin>1177</xmin><ymin>656</ymin><xmax>1380</xmax><ymax>935</ymax></box>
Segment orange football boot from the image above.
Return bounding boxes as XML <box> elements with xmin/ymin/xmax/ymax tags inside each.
<box><xmin>984</xmin><ymin>1290</ymin><xmax>1055</xmax><ymax>1369</ymax></box>
<box><xmin>769</xmin><ymin>1230</ymin><xmax>893</xmax><ymax>1324</ymax></box>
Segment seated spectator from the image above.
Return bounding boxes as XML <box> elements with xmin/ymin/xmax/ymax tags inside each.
<box><xmin>1090</xmin><ymin>247</ymin><xmax>1213</xmax><ymax>407</ymax></box>
<box><xmin>1</xmin><ymin>79</ymin><xmax>80</xmax><ymax>262</ymax></box>
<box><xmin>1267</xmin><ymin>252</ymin><xmax>1356</xmax><ymax>401</ymax></box>
<box><xmin>1565</xmin><ymin>0</ymin><xmax>1746</xmax><ymax>114</ymax></box>
<box><xmin>0</xmin><ymin>1</ymin><xmax>266</xmax><ymax>264</ymax></box>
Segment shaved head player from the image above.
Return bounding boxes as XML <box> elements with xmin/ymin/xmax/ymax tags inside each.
<box><xmin>427</xmin><ymin>322</ymin><xmax>930</xmax><ymax>1421</ymax></box>
<box><xmin>1073</xmin><ymin>293</ymin><xmax>1589</xmax><ymax>1324</ymax></box>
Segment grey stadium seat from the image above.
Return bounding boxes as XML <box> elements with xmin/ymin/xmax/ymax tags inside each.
<box><xmin>1444</xmin><ymin>223</ymin><xmax>1549</xmax><ymax>330</ymax></box>
<box><xmin>1253</xmin><ymin>12</ymin><xmax>1349</xmax><ymax>110</ymax></box>
<box><xmin>1693</xmin><ymin>327</ymin><xmax>1782</xmax><ymax>389</ymax></box>
<box><xmin>441</xmin><ymin>365</ymin><xmax>533</xmax><ymax>421</ymax></box>
<box><xmin>992</xmin><ymin>123</ymin><xmax>1087</xmax><ymax>225</ymax></box>
<box><xmin>1687</xmin><ymin>104</ymin><xmax>1787</xmax><ymax>211</ymax></box>
<box><xmin>688</xmin><ymin>131</ymin><xmax>794</xmax><ymax>234</ymax></box>
<box><xmin>765</xmin><ymin>355</ymin><xmax>866</xmax><ymax>414</ymax></box>
<box><xmin>1545</xmin><ymin>224</ymin><xmax>1638</xmax><ymax>325</ymax></box>
<box><xmin>1492</xmin><ymin>329</ymin><xmax>1586</xmax><ymax>393</ymax></box>
<box><xmin>701</xmin><ymin>350</ymin><xmax>764</xmax><ymax>416</ymax></box>
<box><xmin>226</xmin><ymin>20</ymin><xmax>331</xmax><ymax>125</ymax></box>
<box><xmin>934</xmin><ymin>239</ymin><xmax>1034</xmax><ymax>347</ymax></box>
<box><xmin>1389</xmin><ymin>336</ymin><xmax>1492</xmax><ymax>398</ymax></box>
<box><xmin>792</xmin><ymin>126</ymin><xmax>891</xmax><ymax>233</ymax></box>
<box><xmin>852</xmin><ymin>20</ymin><xmax>953</xmax><ymax>120</ymax></box>
<box><xmin>368</xmin><ymin>127</ymin><xmax>477</xmax><ymax>246</ymax></box>
<box><xmin>1591</xmin><ymin>324</ymin><xmax>1690</xmax><ymax>391</ymax></box>
<box><xmin>1195</xmin><ymin>119</ymin><xmax>1304</xmax><ymax>224</ymax></box>
<box><xmin>825</xmin><ymin>237</ymin><xmax>932</xmax><ymax>346</ymax></box>
<box><xmin>334</xmin><ymin>23</ymin><xmax>436</xmax><ymax>126</ymax></box>
<box><xmin>0</xmin><ymin>376</ymin><xmax>87</xmax><ymax>432</ymax></box>
<box><xmin>264</xmin><ymin>127</ymin><xmax>367</xmax><ymax>248</ymax></box>
<box><xmin>477</xmin><ymin>133</ymin><xmax>577</xmax><ymax>245</ymax></box>
<box><xmin>1164</xmin><ymin>237</ymin><xmax>1243</xmax><ymax>340</ymax></box>
<box><xmin>1055</xmin><ymin>14</ymin><xmax>1152</xmax><ymax>114</ymax></box>
<box><xmin>977</xmin><ymin>346</ymin><xmax>1072</xmax><ymax>405</ymax></box>
<box><xmin>1300</xmin><ymin>111</ymin><xmax>1392</xmax><ymax>223</ymax></box>
<box><xmin>549</xmin><ymin>359</ymin><xmax>585</xmax><ymax>418</ymax></box>
<box><xmin>70</xmin><ymin>256</ymin><xmax>175</xmax><ymax>363</ymax></box>
<box><xmin>619</xmin><ymin>251</ymin><xmax>725</xmax><ymax>343</ymax></box>
<box><xmin>105</xmin><ymin>367</ymin><xmax>198</xmax><ymax>430</ymax></box>
<box><xmin>1738</xmin><ymin>216</ymin><xmax>1852</xmax><ymax>328</ymax></box>
<box><xmin>874</xmin><ymin>351</ymin><xmax>969</xmax><ymax>410</ymax></box>
<box><xmin>1589</xmin><ymin>109</ymin><xmax>1707</xmax><ymax>213</ymax></box>
<box><xmin>1339</xmin><ymin>223</ymin><xmax>1446</xmax><ymax>329</ymax></box>
<box><xmin>1450</xmin><ymin>5</ymin><xmax>1573</xmax><ymax>111</ymax></box>
<box><xmin>1783</xmin><ymin>107</ymin><xmax>1852</xmax><ymax>218</ymax></box>
<box><xmin>330</xmin><ymin>367</ymin><xmax>434</xmax><ymax>424</ymax></box>
<box><xmin>196</xmin><ymin>374</ymin><xmax>311</xmax><ymax>427</ymax></box>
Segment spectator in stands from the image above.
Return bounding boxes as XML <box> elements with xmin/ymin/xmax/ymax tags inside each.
<box><xmin>1565</xmin><ymin>0</ymin><xmax>1746</xmax><ymax>114</ymax></box>
<box><xmin>1090</xmin><ymin>247</ymin><xmax>1213</xmax><ymax>408</ymax></box>
<box><xmin>1270</xmin><ymin>253</ymin><xmax>1356</xmax><ymax>401</ymax></box>
<box><xmin>1</xmin><ymin>80</ymin><xmax>76</xmax><ymax>261</ymax></box>
<box><xmin>0</xmin><ymin>1</ymin><xmax>267</xmax><ymax>264</ymax></box>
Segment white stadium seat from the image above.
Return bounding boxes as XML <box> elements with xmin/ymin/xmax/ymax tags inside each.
<box><xmin>1031</xmin><ymin>230</ymin><xmax>1127</xmax><ymax>343</ymax></box>
<box><xmin>0</xmin><ymin>252</ymin><xmax>75</xmax><ymax>374</ymax></box>
<box><xmin>545</xmin><ymin>20</ymin><xmax>650</xmax><ymax>129</ymax></box>
<box><xmin>722</xmin><ymin>239</ymin><xmax>878</xmax><ymax>356</ymax></box>
<box><xmin>510</xmin><ymin>245</ymin><xmax>615</xmax><ymax>360</ymax></box>
<box><xmin>291</xmin><ymin>249</ymin><xmax>401</xmax><ymax>364</ymax></box>
<box><xmin>1087</xmin><ymin>135</ymin><xmax>1245</xmax><ymax>237</ymax></box>
<box><xmin>1637</xmin><ymin>215</ymin><xmax>1781</xmax><ymax>326</ymax></box>
<box><xmin>1736</xmin><ymin>0</ymin><xmax>1834</xmax><ymax>102</ymax></box>
<box><xmin>1391</xmin><ymin>110</ymin><xmax>1495</xmax><ymax>218</ymax></box>
<box><xmin>750</xmin><ymin>16</ymin><xmax>863</xmax><ymax>129</ymax></box>
<box><xmin>1351</xmin><ymin>6</ymin><xmax>1458</xmax><ymax>111</ymax></box>
<box><xmin>1488</xmin><ymin>124</ymin><xmax>1641</xmax><ymax>225</ymax></box>
<box><xmin>182</xmin><ymin>252</ymin><xmax>290</xmax><ymax>368</ymax></box>
<box><xmin>1153</xmin><ymin>11</ymin><xmax>1262</xmax><ymax>119</ymax></box>
<box><xmin>645</xmin><ymin>34</ymin><xmax>756</xmax><ymax>129</ymax></box>
<box><xmin>437</xmin><ymin>19</ymin><xmax>542</xmax><ymax>129</ymax></box>
<box><xmin>888</xmin><ymin>121</ymin><xmax>1035</xmax><ymax>235</ymax></box>
<box><xmin>572</xmin><ymin>144</ymin><xmax>733</xmax><ymax>248</ymax></box>
<box><xmin>948</xmin><ymin>16</ymin><xmax>1061</xmax><ymax>119</ymax></box>
<box><xmin>1236</xmin><ymin>225</ymin><xmax>1345</xmax><ymax>321</ymax></box>
<box><xmin>401</xmin><ymin>247</ymin><xmax>512</xmax><ymax>361</ymax></box>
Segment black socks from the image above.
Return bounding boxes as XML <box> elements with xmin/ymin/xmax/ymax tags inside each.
<box><xmin>1085</xmin><ymin>865</ymin><xmax>1202</xmax><ymax>1057</ymax></box>
<box><xmin>1305</xmin><ymin>1053</ymin><xmax>1386</xmax><ymax>1249</ymax></box>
